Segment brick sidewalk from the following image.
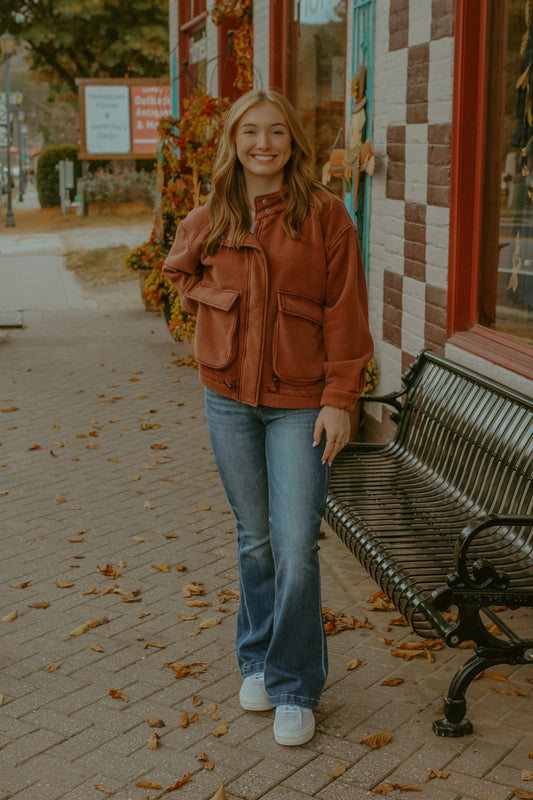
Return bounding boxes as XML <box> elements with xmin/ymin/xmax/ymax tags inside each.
<box><xmin>0</xmin><ymin>264</ymin><xmax>531</xmax><ymax>799</ymax></box>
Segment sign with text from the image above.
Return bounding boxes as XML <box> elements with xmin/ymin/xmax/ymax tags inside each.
<box><xmin>85</xmin><ymin>85</ymin><xmax>131</xmax><ymax>155</ymax></box>
<box><xmin>130</xmin><ymin>85</ymin><xmax>172</xmax><ymax>154</ymax></box>
<box><xmin>77</xmin><ymin>79</ymin><xmax>170</xmax><ymax>159</ymax></box>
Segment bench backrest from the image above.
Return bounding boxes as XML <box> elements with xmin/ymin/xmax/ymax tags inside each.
<box><xmin>394</xmin><ymin>351</ymin><xmax>533</xmax><ymax>517</ymax></box>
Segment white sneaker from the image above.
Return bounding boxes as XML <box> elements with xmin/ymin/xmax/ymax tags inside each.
<box><xmin>273</xmin><ymin>704</ymin><xmax>315</xmax><ymax>746</ymax></box>
<box><xmin>239</xmin><ymin>672</ymin><xmax>272</xmax><ymax>711</ymax></box>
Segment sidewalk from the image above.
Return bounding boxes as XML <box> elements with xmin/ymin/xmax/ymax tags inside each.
<box><xmin>0</xmin><ymin>226</ymin><xmax>531</xmax><ymax>800</ymax></box>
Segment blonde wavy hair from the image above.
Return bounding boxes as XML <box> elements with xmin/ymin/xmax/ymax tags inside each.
<box><xmin>204</xmin><ymin>89</ymin><xmax>326</xmax><ymax>255</ymax></box>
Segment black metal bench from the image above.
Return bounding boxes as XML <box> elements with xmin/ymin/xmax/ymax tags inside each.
<box><xmin>325</xmin><ymin>349</ymin><xmax>533</xmax><ymax>737</ymax></box>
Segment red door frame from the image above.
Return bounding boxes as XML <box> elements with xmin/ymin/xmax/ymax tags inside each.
<box><xmin>448</xmin><ymin>0</ymin><xmax>533</xmax><ymax>379</ymax></box>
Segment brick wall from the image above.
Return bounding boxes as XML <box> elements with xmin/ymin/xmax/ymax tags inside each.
<box><xmin>368</xmin><ymin>0</ymin><xmax>454</xmax><ymax>395</ymax></box>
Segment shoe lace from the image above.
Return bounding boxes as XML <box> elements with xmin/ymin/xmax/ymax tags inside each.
<box><xmin>281</xmin><ymin>704</ymin><xmax>302</xmax><ymax>719</ymax></box>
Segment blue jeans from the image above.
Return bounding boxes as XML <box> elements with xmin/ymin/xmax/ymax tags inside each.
<box><xmin>204</xmin><ymin>388</ymin><xmax>330</xmax><ymax>709</ymax></box>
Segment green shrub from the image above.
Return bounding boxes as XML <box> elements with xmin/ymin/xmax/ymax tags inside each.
<box><xmin>36</xmin><ymin>146</ymin><xmax>81</xmax><ymax>207</ymax></box>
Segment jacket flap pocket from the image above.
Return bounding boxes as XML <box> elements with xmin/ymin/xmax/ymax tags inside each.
<box><xmin>277</xmin><ymin>291</ymin><xmax>323</xmax><ymax>325</ymax></box>
<box><xmin>188</xmin><ymin>283</ymin><xmax>240</xmax><ymax>311</ymax></box>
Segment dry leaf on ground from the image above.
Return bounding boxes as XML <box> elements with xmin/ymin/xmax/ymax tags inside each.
<box><xmin>347</xmin><ymin>658</ymin><xmax>363</xmax><ymax>670</ymax></box>
<box><xmin>91</xmin><ymin>644</ymin><xmax>104</xmax><ymax>653</ymax></box>
<box><xmin>146</xmin><ymin>731</ymin><xmax>159</xmax><ymax>749</ymax></box>
<box><xmin>147</xmin><ymin>718</ymin><xmax>165</xmax><ymax>728</ymax></box>
<box><xmin>428</xmin><ymin>769</ymin><xmax>451</xmax><ymax>779</ymax></box>
<box><xmin>360</xmin><ymin>731</ymin><xmax>391</xmax><ymax>749</ymax></box>
<box><xmin>109</xmin><ymin>689</ymin><xmax>128</xmax><ymax>702</ymax></box>
<box><xmin>514</xmin><ymin>793</ymin><xmax>533</xmax><ymax>799</ymax></box>
<box><xmin>29</xmin><ymin>602</ymin><xmax>50</xmax><ymax>609</ymax></box>
<box><xmin>54</xmin><ymin>580</ymin><xmax>75</xmax><ymax>588</ymax></box>
<box><xmin>329</xmin><ymin>763</ymin><xmax>347</xmax><ymax>779</ymax></box>
<box><xmin>165</xmin><ymin>661</ymin><xmax>209</xmax><ymax>679</ymax></box>
<box><xmin>151</xmin><ymin>563</ymin><xmax>169</xmax><ymax>572</ymax></box>
<box><xmin>97</xmin><ymin>564</ymin><xmax>120</xmax><ymax>579</ymax></box>
<box><xmin>212</xmin><ymin>722</ymin><xmax>229</xmax><ymax>737</ymax></box>
<box><xmin>199</xmin><ymin>617</ymin><xmax>221</xmax><ymax>630</ymax></box>
<box><xmin>69</xmin><ymin>617</ymin><xmax>108</xmax><ymax>636</ymax></box>
<box><xmin>11</xmin><ymin>581</ymin><xmax>31</xmax><ymax>589</ymax></box>
<box><xmin>373</xmin><ymin>783</ymin><xmax>421</xmax><ymax>794</ymax></box>
<box><xmin>94</xmin><ymin>785</ymin><xmax>113</xmax><ymax>795</ymax></box>
<box><xmin>183</xmin><ymin>582</ymin><xmax>205</xmax><ymax>597</ymax></box>
<box><xmin>55</xmin><ymin>494</ymin><xmax>67</xmax><ymax>503</ymax></box>
<box><xmin>2</xmin><ymin>610</ymin><xmax>18</xmax><ymax>623</ymax></box>
<box><xmin>522</xmin><ymin>770</ymin><xmax>533</xmax><ymax>781</ymax></box>
<box><xmin>210</xmin><ymin>786</ymin><xmax>226</xmax><ymax>800</ymax></box>
<box><xmin>492</xmin><ymin>683</ymin><xmax>529</xmax><ymax>697</ymax></box>
<box><xmin>164</xmin><ymin>774</ymin><xmax>191</xmax><ymax>792</ymax></box>
<box><xmin>46</xmin><ymin>662</ymin><xmax>61</xmax><ymax>673</ymax></box>
<box><xmin>381</xmin><ymin>678</ymin><xmax>404</xmax><ymax>686</ymax></box>
<box><xmin>136</xmin><ymin>781</ymin><xmax>162</xmax><ymax>789</ymax></box>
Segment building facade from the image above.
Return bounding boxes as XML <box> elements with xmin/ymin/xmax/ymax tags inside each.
<box><xmin>170</xmin><ymin>0</ymin><xmax>533</xmax><ymax>417</ymax></box>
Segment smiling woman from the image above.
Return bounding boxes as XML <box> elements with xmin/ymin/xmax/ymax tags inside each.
<box><xmin>235</xmin><ymin>103</ymin><xmax>292</xmax><ymax>202</ymax></box>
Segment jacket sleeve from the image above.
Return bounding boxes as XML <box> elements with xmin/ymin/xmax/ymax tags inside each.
<box><xmin>162</xmin><ymin>209</ymin><xmax>207</xmax><ymax>315</ymax></box>
<box><xmin>321</xmin><ymin>213</ymin><xmax>374</xmax><ymax>411</ymax></box>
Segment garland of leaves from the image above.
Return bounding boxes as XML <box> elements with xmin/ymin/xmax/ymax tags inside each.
<box><xmin>210</xmin><ymin>0</ymin><xmax>254</xmax><ymax>94</ymax></box>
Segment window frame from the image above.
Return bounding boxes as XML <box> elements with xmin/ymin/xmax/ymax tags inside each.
<box><xmin>448</xmin><ymin>0</ymin><xmax>533</xmax><ymax>379</ymax></box>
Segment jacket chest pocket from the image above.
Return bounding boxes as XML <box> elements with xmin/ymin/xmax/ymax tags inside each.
<box><xmin>273</xmin><ymin>291</ymin><xmax>325</xmax><ymax>384</ymax></box>
<box><xmin>186</xmin><ymin>283</ymin><xmax>240</xmax><ymax>369</ymax></box>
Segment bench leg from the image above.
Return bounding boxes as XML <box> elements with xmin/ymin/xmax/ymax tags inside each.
<box><xmin>433</xmin><ymin>652</ymin><xmax>503</xmax><ymax>737</ymax></box>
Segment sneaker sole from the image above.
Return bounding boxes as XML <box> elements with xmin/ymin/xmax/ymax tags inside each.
<box><xmin>273</xmin><ymin>719</ymin><xmax>315</xmax><ymax>746</ymax></box>
<box><xmin>239</xmin><ymin>694</ymin><xmax>273</xmax><ymax>712</ymax></box>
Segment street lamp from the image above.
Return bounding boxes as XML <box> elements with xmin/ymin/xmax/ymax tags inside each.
<box><xmin>1</xmin><ymin>31</ymin><xmax>16</xmax><ymax>228</ymax></box>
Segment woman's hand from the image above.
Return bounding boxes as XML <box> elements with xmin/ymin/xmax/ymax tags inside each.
<box><xmin>313</xmin><ymin>406</ymin><xmax>351</xmax><ymax>466</ymax></box>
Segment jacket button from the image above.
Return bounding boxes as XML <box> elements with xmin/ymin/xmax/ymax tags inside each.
<box><xmin>265</xmin><ymin>208</ymin><xmax>270</xmax><ymax>213</ymax></box>
<box><xmin>262</xmin><ymin>198</ymin><xmax>267</xmax><ymax>204</ymax></box>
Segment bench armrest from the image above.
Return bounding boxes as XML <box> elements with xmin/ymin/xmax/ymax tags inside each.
<box><xmin>360</xmin><ymin>388</ymin><xmax>406</xmax><ymax>423</ymax></box>
<box><xmin>452</xmin><ymin>514</ymin><xmax>533</xmax><ymax>590</ymax></box>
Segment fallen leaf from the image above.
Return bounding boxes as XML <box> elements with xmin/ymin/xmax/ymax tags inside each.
<box><xmin>69</xmin><ymin>617</ymin><xmax>108</xmax><ymax>636</ymax></box>
<box><xmin>373</xmin><ymin>784</ymin><xmax>421</xmax><ymax>794</ymax></box>
<box><xmin>198</xmin><ymin>617</ymin><xmax>221</xmax><ymax>630</ymax></box>
<box><xmin>360</xmin><ymin>731</ymin><xmax>391</xmax><ymax>749</ymax></box>
<box><xmin>381</xmin><ymin>678</ymin><xmax>404</xmax><ymax>687</ymax></box>
<box><xmin>54</xmin><ymin>580</ymin><xmax>75</xmax><ymax>589</ymax></box>
<box><xmin>193</xmin><ymin>695</ymin><xmax>202</xmax><ymax>706</ymax></box>
<box><xmin>165</xmin><ymin>533</ymin><xmax>179</xmax><ymax>539</ymax></box>
<box><xmin>329</xmin><ymin>762</ymin><xmax>347</xmax><ymax>779</ymax></box>
<box><xmin>492</xmin><ymin>683</ymin><xmax>529</xmax><ymax>697</ymax></box>
<box><xmin>151</xmin><ymin>443</ymin><xmax>167</xmax><ymax>450</ymax></box>
<box><xmin>144</xmin><ymin>501</ymin><xmax>155</xmax><ymax>510</ymax></box>
<box><xmin>2</xmin><ymin>610</ymin><xmax>18</xmax><ymax>623</ymax></box>
<box><xmin>164</xmin><ymin>774</ymin><xmax>191</xmax><ymax>792</ymax></box>
<box><xmin>389</xmin><ymin>615</ymin><xmax>409</xmax><ymax>626</ymax></box>
<box><xmin>94</xmin><ymin>785</ymin><xmax>113</xmax><ymax>795</ymax></box>
<box><xmin>136</xmin><ymin>781</ymin><xmax>162</xmax><ymax>789</ymax></box>
<box><xmin>147</xmin><ymin>718</ymin><xmax>166</xmax><ymax>728</ymax></box>
<box><xmin>55</xmin><ymin>494</ymin><xmax>67</xmax><ymax>503</ymax></box>
<box><xmin>0</xmin><ymin>694</ymin><xmax>3</xmax><ymax>705</ymax></box>
<box><xmin>46</xmin><ymin>662</ymin><xmax>61</xmax><ymax>673</ymax></box>
<box><xmin>187</xmin><ymin>600</ymin><xmax>211</xmax><ymax>607</ymax></box>
<box><xmin>151</xmin><ymin>563</ymin><xmax>169</xmax><ymax>572</ymax></box>
<box><xmin>485</xmin><ymin>672</ymin><xmax>508</xmax><ymax>682</ymax></box>
<box><xmin>109</xmin><ymin>689</ymin><xmax>128</xmax><ymax>702</ymax></box>
<box><xmin>179</xmin><ymin>614</ymin><xmax>198</xmax><ymax>621</ymax></box>
<box><xmin>28</xmin><ymin>444</ymin><xmax>42</xmax><ymax>451</ymax></box>
<box><xmin>203</xmin><ymin>702</ymin><xmax>217</xmax><ymax>716</ymax></box>
<box><xmin>165</xmin><ymin>661</ymin><xmax>209</xmax><ymax>679</ymax></box>
<box><xmin>514</xmin><ymin>793</ymin><xmax>533</xmax><ymax>799</ymax></box>
<box><xmin>91</xmin><ymin>643</ymin><xmax>104</xmax><ymax>653</ymax></box>
<box><xmin>428</xmin><ymin>769</ymin><xmax>450</xmax><ymax>779</ymax></box>
<box><xmin>96</xmin><ymin>564</ymin><xmax>120</xmax><ymax>579</ymax></box>
<box><xmin>175</xmin><ymin>564</ymin><xmax>187</xmax><ymax>571</ymax></box>
<box><xmin>197</xmin><ymin>504</ymin><xmax>211</xmax><ymax>511</ymax></box>
<box><xmin>132</xmin><ymin>535</ymin><xmax>148</xmax><ymax>542</ymax></box>
<box><xmin>182</xmin><ymin>582</ymin><xmax>205</xmax><ymax>597</ymax></box>
<box><xmin>10</xmin><ymin>581</ymin><xmax>31</xmax><ymax>589</ymax></box>
<box><xmin>146</xmin><ymin>731</ymin><xmax>159</xmax><ymax>749</ymax></box>
<box><xmin>1</xmin><ymin>406</ymin><xmax>19</xmax><ymax>412</ymax></box>
<box><xmin>28</xmin><ymin>602</ymin><xmax>50</xmax><ymax>609</ymax></box>
<box><xmin>212</xmin><ymin>722</ymin><xmax>229</xmax><ymax>737</ymax></box>
<box><xmin>144</xmin><ymin>641</ymin><xmax>166</xmax><ymax>649</ymax></box>
<box><xmin>521</xmin><ymin>770</ymin><xmax>533</xmax><ymax>781</ymax></box>
<box><xmin>209</xmin><ymin>787</ymin><xmax>226</xmax><ymax>800</ymax></box>
<box><xmin>347</xmin><ymin>659</ymin><xmax>363</xmax><ymax>670</ymax></box>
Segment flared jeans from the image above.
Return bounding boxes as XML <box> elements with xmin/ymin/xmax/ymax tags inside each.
<box><xmin>204</xmin><ymin>388</ymin><xmax>330</xmax><ymax>709</ymax></box>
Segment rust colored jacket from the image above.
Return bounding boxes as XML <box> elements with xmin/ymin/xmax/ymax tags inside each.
<box><xmin>163</xmin><ymin>189</ymin><xmax>373</xmax><ymax>411</ymax></box>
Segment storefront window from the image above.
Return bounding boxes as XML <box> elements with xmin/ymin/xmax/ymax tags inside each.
<box><xmin>290</xmin><ymin>1</ymin><xmax>347</xmax><ymax>186</ymax></box>
<box><xmin>482</xmin><ymin>1</ymin><xmax>533</xmax><ymax>347</ymax></box>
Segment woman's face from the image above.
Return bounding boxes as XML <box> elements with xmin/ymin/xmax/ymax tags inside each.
<box><xmin>234</xmin><ymin>101</ymin><xmax>292</xmax><ymax>191</ymax></box>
